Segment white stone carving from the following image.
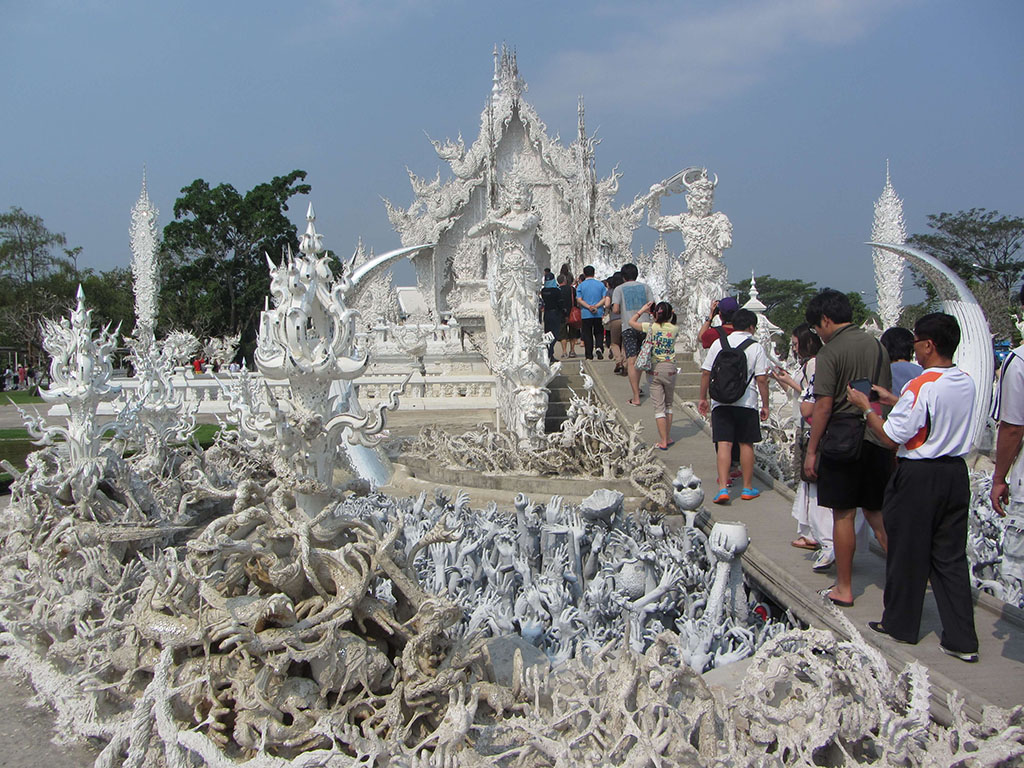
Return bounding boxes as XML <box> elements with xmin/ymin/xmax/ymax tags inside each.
<box><xmin>161</xmin><ymin>329</ymin><xmax>200</xmax><ymax>366</ymax></box>
<box><xmin>649</xmin><ymin>167</ymin><xmax>733</xmax><ymax>353</ymax></box>
<box><xmin>16</xmin><ymin>287</ymin><xmax>124</xmax><ymax>502</ymax></box>
<box><xmin>410</xmin><ymin>368</ymin><xmax>673</xmax><ymax>506</ymax></box>
<box><xmin>467</xmin><ymin>184</ymin><xmax>558</xmax><ymax>447</ymax></box>
<box><xmin>121</xmin><ymin>180</ymin><xmax>198</xmax><ymax>468</ymax></box>
<box><xmin>202</xmin><ymin>333</ymin><xmax>240</xmax><ymax>368</ymax></box>
<box><xmin>743</xmin><ymin>272</ymin><xmax>784</xmax><ymax>367</ymax></box>
<box><xmin>129</xmin><ymin>171</ymin><xmax>159</xmax><ymax>335</ymax></box>
<box><xmin>245</xmin><ymin>204</ymin><xmax>408</xmax><ymax>505</ymax></box>
<box><xmin>872</xmin><ymin>161</ymin><xmax>907</xmax><ymax>329</ymax></box>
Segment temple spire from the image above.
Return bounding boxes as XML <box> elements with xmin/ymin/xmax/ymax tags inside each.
<box><xmin>872</xmin><ymin>160</ymin><xmax>907</xmax><ymax>328</ymax></box>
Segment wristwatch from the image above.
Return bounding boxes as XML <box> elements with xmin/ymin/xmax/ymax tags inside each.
<box><xmin>862</xmin><ymin>407</ymin><xmax>873</xmax><ymax>419</ymax></box>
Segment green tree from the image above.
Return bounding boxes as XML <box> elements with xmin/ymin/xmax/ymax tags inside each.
<box><xmin>0</xmin><ymin>207</ymin><xmax>77</xmax><ymax>363</ymax></box>
<box><xmin>160</xmin><ymin>170</ymin><xmax>311</xmax><ymax>360</ymax></box>
<box><xmin>80</xmin><ymin>267</ymin><xmax>135</xmax><ymax>335</ymax></box>
<box><xmin>730</xmin><ymin>274</ymin><xmax>818</xmax><ymax>341</ymax></box>
<box><xmin>907</xmin><ymin>208</ymin><xmax>1024</xmax><ymax>340</ymax></box>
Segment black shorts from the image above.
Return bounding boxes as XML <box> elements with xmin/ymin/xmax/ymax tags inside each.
<box><xmin>711</xmin><ymin>405</ymin><xmax>762</xmax><ymax>444</ymax></box>
<box><xmin>623</xmin><ymin>327</ymin><xmax>645</xmax><ymax>358</ymax></box>
<box><xmin>817</xmin><ymin>439</ymin><xmax>895</xmax><ymax>511</ymax></box>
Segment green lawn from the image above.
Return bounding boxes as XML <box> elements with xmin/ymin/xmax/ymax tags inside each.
<box><xmin>1</xmin><ymin>390</ymin><xmax>44</xmax><ymax>405</ymax></box>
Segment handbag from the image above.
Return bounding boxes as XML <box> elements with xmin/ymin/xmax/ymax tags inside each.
<box><xmin>635</xmin><ymin>333</ymin><xmax>655</xmax><ymax>372</ymax></box>
<box><xmin>568</xmin><ymin>305</ymin><xmax>582</xmax><ymax>328</ymax></box>
<box><xmin>819</xmin><ymin>340</ymin><xmax>884</xmax><ymax>463</ymax></box>
<box><xmin>797</xmin><ymin>431</ymin><xmax>816</xmax><ymax>483</ymax></box>
<box><xmin>819</xmin><ymin>412</ymin><xmax>865</xmax><ymax>462</ymax></box>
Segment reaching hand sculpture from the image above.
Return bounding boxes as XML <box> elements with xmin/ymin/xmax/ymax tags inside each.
<box><xmin>648</xmin><ymin>167</ymin><xmax>733</xmax><ymax>353</ymax></box>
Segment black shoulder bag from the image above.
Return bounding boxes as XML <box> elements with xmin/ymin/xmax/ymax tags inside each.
<box><xmin>819</xmin><ymin>341</ymin><xmax>884</xmax><ymax>463</ymax></box>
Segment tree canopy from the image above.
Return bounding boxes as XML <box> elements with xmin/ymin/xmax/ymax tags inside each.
<box><xmin>730</xmin><ymin>275</ymin><xmax>875</xmax><ymax>355</ymax></box>
<box><xmin>0</xmin><ymin>207</ymin><xmax>133</xmax><ymax>363</ymax></box>
<box><xmin>907</xmin><ymin>208</ymin><xmax>1024</xmax><ymax>340</ymax></box>
<box><xmin>159</xmin><ymin>170</ymin><xmax>311</xmax><ymax>360</ymax></box>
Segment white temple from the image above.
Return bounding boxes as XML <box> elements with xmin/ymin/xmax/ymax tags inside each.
<box><xmin>384</xmin><ymin>46</ymin><xmax>641</xmax><ymax>328</ymax></box>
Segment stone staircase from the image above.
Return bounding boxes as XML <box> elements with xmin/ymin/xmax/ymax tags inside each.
<box><xmin>545</xmin><ymin>357</ymin><xmax>703</xmax><ymax>432</ymax></box>
<box><xmin>544</xmin><ymin>366</ymin><xmax>587</xmax><ymax>433</ymax></box>
<box><xmin>676</xmin><ymin>358</ymin><xmax>702</xmax><ymax>403</ymax></box>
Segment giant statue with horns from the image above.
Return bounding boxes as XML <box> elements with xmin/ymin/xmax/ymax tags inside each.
<box><xmin>648</xmin><ymin>168</ymin><xmax>733</xmax><ymax>353</ymax></box>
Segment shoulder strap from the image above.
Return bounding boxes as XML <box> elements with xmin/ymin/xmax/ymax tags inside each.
<box><xmin>717</xmin><ymin>326</ymin><xmax>731</xmax><ymax>349</ymax></box>
<box><xmin>736</xmin><ymin>338</ymin><xmax>755</xmax><ymax>352</ymax></box>
<box><xmin>993</xmin><ymin>351</ymin><xmax>1020</xmax><ymax>420</ymax></box>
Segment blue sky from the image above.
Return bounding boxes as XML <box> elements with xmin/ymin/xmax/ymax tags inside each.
<box><xmin>3</xmin><ymin>0</ymin><xmax>1022</xmax><ymax>306</ymax></box>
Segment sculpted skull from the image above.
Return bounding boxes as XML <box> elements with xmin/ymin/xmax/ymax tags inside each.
<box><xmin>672</xmin><ymin>466</ymin><xmax>704</xmax><ymax>512</ymax></box>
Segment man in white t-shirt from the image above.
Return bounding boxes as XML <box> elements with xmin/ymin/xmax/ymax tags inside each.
<box><xmin>698</xmin><ymin>309</ymin><xmax>770</xmax><ymax>505</ymax></box>
<box><xmin>848</xmin><ymin>312</ymin><xmax>979</xmax><ymax>663</ymax></box>
<box><xmin>990</xmin><ymin>284</ymin><xmax>1024</xmax><ymax>585</ymax></box>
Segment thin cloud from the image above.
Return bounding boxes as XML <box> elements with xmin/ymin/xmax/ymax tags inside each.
<box><xmin>537</xmin><ymin>0</ymin><xmax>907</xmax><ymax>115</ymax></box>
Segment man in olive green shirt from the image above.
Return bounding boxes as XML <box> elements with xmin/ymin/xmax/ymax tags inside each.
<box><xmin>803</xmin><ymin>289</ymin><xmax>892</xmax><ymax>608</ymax></box>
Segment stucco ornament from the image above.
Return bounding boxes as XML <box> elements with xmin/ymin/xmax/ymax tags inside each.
<box><xmin>248</xmin><ymin>204</ymin><xmax>409</xmax><ymax>506</ymax></box>
<box><xmin>129</xmin><ymin>171</ymin><xmax>159</xmax><ymax>335</ymax></box>
<box><xmin>203</xmin><ymin>333</ymin><xmax>241</xmax><ymax>368</ymax></box>
<box><xmin>410</xmin><ymin>366</ymin><xmax>672</xmax><ymax>506</ymax></box>
<box><xmin>872</xmin><ymin>161</ymin><xmax>907</xmax><ymax>329</ymax></box>
<box><xmin>384</xmin><ymin>46</ymin><xmax>641</xmax><ymax>316</ymax></box>
<box><xmin>1</xmin><ymin>319</ymin><xmax>1021</xmax><ymax>765</ymax></box>
<box><xmin>121</xmin><ymin>177</ymin><xmax>198</xmax><ymax>470</ymax></box>
<box><xmin>16</xmin><ymin>287</ymin><xmax>124</xmax><ymax>503</ymax></box>
<box><xmin>467</xmin><ymin>182</ymin><xmax>559</xmax><ymax>447</ymax></box>
<box><xmin>649</xmin><ymin>167</ymin><xmax>733</xmax><ymax>354</ymax></box>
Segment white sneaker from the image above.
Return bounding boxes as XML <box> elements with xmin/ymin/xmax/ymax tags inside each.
<box><xmin>812</xmin><ymin>547</ymin><xmax>835</xmax><ymax>572</ymax></box>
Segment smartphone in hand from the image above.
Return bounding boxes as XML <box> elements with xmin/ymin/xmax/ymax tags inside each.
<box><xmin>849</xmin><ymin>378</ymin><xmax>879</xmax><ymax>401</ymax></box>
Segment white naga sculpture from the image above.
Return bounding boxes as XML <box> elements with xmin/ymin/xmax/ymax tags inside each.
<box><xmin>872</xmin><ymin>162</ymin><xmax>907</xmax><ymax>329</ymax></box>
<box><xmin>246</xmin><ymin>204</ymin><xmax>416</xmax><ymax>508</ymax></box>
<box><xmin>648</xmin><ymin>167</ymin><xmax>733</xmax><ymax>353</ymax></box>
<box><xmin>468</xmin><ymin>183</ymin><xmax>559</xmax><ymax>447</ymax></box>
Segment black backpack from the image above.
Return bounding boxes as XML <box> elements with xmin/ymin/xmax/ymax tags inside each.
<box><xmin>709</xmin><ymin>328</ymin><xmax>755</xmax><ymax>403</ymax></box>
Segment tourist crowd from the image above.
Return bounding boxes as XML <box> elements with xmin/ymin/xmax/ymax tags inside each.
<box><xmin>540</xmin><ymin>264</ymin><xmax>1002</xmax><ymax>665</ymax></box>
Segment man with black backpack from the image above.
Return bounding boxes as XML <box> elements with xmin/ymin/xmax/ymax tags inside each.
<box><xmin>698</xmin><ymin>308</ymin><xmax>770</xmax><ymax>505</ymax></box>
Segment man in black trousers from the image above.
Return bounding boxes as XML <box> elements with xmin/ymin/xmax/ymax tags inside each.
<box><xmin>847</xmin><ymin>313</ymin><xmax>979</xmax><ymax>662</ymax></box>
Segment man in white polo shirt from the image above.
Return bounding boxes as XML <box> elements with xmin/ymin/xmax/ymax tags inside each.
<box><xmin>847</xmin><ymin>312</ymin><xmax>979</xmax><ymax>663</ymax></box>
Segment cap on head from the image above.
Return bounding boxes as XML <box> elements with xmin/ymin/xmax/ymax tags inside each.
<box><xmin>718</xmin><ymin>296</ymin><xmax>739</xmax><ymax>317</ymax></box>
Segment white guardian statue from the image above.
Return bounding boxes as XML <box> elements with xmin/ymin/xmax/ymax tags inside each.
<box><xmin>468</xmin><ymin>183</ymin><xmax>559</xmax><ymax>447</ymax></box>
<box><xmin>648</xmin><ymin>167</ymin><xmax>733</xmax><ymax>353</ymax></box>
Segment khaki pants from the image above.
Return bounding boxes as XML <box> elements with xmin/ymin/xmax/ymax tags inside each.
<box><xmin>648</xmin><ymin>361</ymin><xmax>677</xmax><ymax>418</ymax></box>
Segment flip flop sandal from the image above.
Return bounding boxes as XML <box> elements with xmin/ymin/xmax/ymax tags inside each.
<box><xmin>819</xmin><ymin>587</ymin><xmax>853</xmax><ymax>607</ymax></box>
<box><xmin>791</xmin><ymin>537</ymin><xmax>820</xmax><ymax>550</ymax></box>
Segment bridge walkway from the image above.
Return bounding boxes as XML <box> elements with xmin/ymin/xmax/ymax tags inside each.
<box><xmin>583</xmin><ymin>356</ymin><xmax>1024</xmax><ymax>723</ymax></box>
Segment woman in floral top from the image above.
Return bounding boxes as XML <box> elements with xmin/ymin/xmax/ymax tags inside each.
<box><xmin>629</xmin><ymin>300</ymin><xmax>678</xmax><ymax>450</ymax></box>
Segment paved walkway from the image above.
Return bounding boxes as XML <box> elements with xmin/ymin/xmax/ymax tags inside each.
<box><xmin>581</xmin><ymin>354</ymin><xmax>1024</xmax><ymax>720</ymax></box>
